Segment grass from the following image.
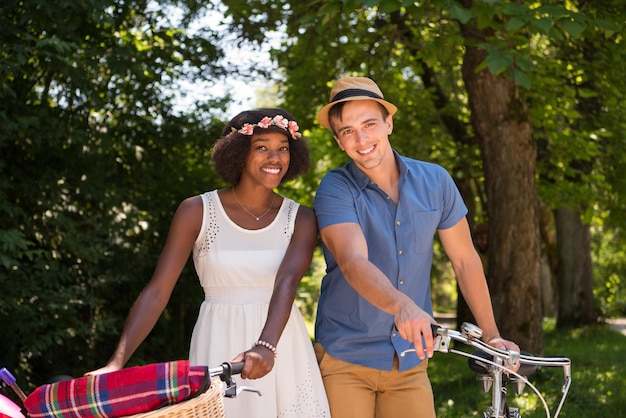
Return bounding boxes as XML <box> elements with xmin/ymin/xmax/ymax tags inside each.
<box><xmin>429</xmin><ymin>319</ymin><xmax>626</xmax><ymax>417</ymax></box>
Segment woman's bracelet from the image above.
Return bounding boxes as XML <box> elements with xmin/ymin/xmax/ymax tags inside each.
<box><xmin>253</xmin><ymin>340</ymin><xmax>277</xmax><ymax>357</ymax></box>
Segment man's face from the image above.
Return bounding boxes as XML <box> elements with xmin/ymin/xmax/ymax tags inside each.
<box><xmin>331</xmin><ymin>100</ymin><xmax>393</xmax><ymax>171</ymax></box>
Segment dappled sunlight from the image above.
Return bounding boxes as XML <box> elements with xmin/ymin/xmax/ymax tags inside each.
<box><xmin>511</xmin><ymin>391</ymin><xmax>542</xmax><ymax>415</ymax></box>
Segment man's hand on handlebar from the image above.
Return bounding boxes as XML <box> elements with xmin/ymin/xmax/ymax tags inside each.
<box><xmin>393</xmin><ymin>303</ymin><xmax>438</xmax><ymax>360</ymax></box>
<box><xmin>485</xmin><ymin>336</ymin><xmax>520</xmax><ymax>352</ymax></box>
<box><xmin>484</xmin><ymin>336</ymin><xmax>521</xmax><ymax>373</ymax></box>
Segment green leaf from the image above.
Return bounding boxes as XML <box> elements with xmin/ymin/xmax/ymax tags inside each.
<box><xmin>530</xmin><ymin>16</ymin><xmax>554</xmax><ymax>35</ymax></box>
<box><xmin>512</xmin><ymin>68</ymin><xmax>531</xmax><ymax>90</ymax></box>
<box><xmin>514</xmin><ymin>54</ymin><xmax>534</xmax><ymax>72</ymax></box>
<box><xmin>379</xmin><ymin>0</ymin><xmax>402</xmax><ymax>13</ymax></box>
<box><xmin>486</xmin><ymin>51</ymin><xmax>513</xmax><ymax>75</ymax></box>
<box><xmin>577</xmin><ymin>88</ymin><xmax>598</xmax><ymax>99</ymax></box>
<box><xmin>561</xmin><ymin>19</ymin><xmax>586</xmax><ymax>39</ymax></box>
<box><xmin>502</xmin><ymin>3</ymin><xmax>528</xmax><ymax>17</ymax></box>
<box><xmin>506</xmin><ymin>16</ymin><xmax>526</xmax><ymax>32</ymax></box>
<box><xmin>476</xmin><ymin>11</ymin><xmax>497</xmax><ymax>30</ymax></box>
<box><xmin>445</xmin><ymin>0</ymin><xmax>472</xmax><ymax>24</ymax></box>
<box><xmin>536</xmin><ymin>5</ymin><xmax>569</xmax><ymax>18</ymax></box>
<box><xmin>477</xmin><ymin>42</ymin><xmax>495</xmax><ymax>54</ymax></box>
<box><xmin>475</xmin><ymin>59</ymin><xmax>489</xmax><ymax>73</ymax></box>
<box><xmin>563</xmin><ymin>108</ymin><xmax>582</xmax><ymax>119</ymax></box>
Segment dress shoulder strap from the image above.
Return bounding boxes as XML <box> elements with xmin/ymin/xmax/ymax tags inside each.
<box><xmin>194</xmin><ymin>191</ymin><xmax>220</xmax><ymax>258</ymax></box>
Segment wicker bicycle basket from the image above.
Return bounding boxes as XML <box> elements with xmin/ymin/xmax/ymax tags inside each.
<box><xmin>125</xmin><ymin>379</ymin><xmax>225</xmax><ymax>418</ymax></box>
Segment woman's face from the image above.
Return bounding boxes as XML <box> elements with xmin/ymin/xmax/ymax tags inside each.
<box><xmin>241</xmin><ymin>130</ymin><xmax>291</xmax><ymax>189</ymax></box>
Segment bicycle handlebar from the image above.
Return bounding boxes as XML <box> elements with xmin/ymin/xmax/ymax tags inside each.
<box><xmin>427</xmin><ymin>323</ymin><xmax>572</xmax><ymax>379</ymax></box>
<box><xmin>402</xmin><ymin>322</ymin><xmax>572</xmax><ymax>418</ymax></box>
<box><xmin>207</xmin><ymin>362</ymin><xmax>261</xmax><ymax>398</ymax></box>
<box><xmin>208</xmin><ymin>361</ymin><xmax>245</xmax><ymax>379</ymax></box>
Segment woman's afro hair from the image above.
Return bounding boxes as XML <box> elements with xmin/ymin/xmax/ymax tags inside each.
<box><xmin>212</xmin><ymin>108</ymin><xmax>310</xmax><ymax>185</ymax></box>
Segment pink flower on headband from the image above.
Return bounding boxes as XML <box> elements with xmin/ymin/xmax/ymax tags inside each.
<box><xmin>288</xmin><ymin>120</ymin><xmax>300</xmax><ymax>139</ymax></box>
<box><xmin>233</xmin><ymin>115</ymin><xmax>302</xmax><ymax>139</ymax></box>
<box><xmin>238</xmin><ymin>124</ymin><xmax>255</xmax><ymax>135</ymax></box>
<box><xmin>272</xmin><ymin>115</ymin><xmax>289</xmax><ymax>129</ymax></box>
<box><xmin>257</xmin><ymin>116</ymin><xmax>273</xmax><ymax>129</ymax></box>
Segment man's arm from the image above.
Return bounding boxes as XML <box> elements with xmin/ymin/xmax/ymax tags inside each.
<box><xmin>320</xmin><ymin>222</ymin><xmax>437</xmax><ymax>358</ymax></box>
<box><xmin>438</xmin><ymin>218</ymin><xmax>520</xmax><ymax>352</ymax></box>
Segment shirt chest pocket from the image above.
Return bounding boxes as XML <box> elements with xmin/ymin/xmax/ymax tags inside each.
<box><xmin>412</xmin><ymin>210</ymin><xmax>441</xmax><ymax>253</ymax></box>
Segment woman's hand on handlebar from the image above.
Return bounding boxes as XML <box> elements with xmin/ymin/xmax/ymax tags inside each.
<box><xmin>231</xmin><ymin>347</ymin><xmax>275</xmax><ymax>380</ymax></box>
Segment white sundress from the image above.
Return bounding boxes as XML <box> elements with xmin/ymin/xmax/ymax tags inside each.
<box><xmin>189</xmin><ymin>190</ymin><xmax>330</xmax><ymax>417</ymax></box>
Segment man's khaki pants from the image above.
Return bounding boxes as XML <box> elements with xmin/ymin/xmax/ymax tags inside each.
<box><xmin>314</xmin><ymin>342</ymin><xmax>436</xmax><ymax>418</ymax></box>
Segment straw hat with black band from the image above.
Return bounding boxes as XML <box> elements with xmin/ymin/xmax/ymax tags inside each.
<box><xmin>317</xmin><ymin>76</ymin><xmax>398</xmax><ymax>130</ymax></box>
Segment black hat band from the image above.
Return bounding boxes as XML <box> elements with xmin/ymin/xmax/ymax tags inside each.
<box><xmin>331</xmin><ymin>89</ymin><xmax>383</xmax><ymax>103</ymax></box>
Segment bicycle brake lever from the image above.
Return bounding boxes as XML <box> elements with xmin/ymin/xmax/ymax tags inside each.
<box><xmin>234</xmin><ymin>386</ymin><xmax>262</xmax><ymax>397</ymax></box>
<box><xmin>399</xmin><ymin>324</ymin><xmax>451</xmax><ymax>357</ymax></box>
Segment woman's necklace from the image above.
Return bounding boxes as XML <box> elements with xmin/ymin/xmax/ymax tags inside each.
<box><xmin>232</xmin><ymin>187</ymin><xmax>275</xmax><ymax>221</ymax></box>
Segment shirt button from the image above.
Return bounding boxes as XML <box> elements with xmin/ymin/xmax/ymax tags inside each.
<box><xmin>399</xmin><ymin>280</ymin><xmax>404</xmax><ymax>285</ymax></box>
<box><xmin>392</xmin><ymin>332</ymin><xmax>397</xmax><ymax>338</ymax></box>
<box><xmin>396</xmin><ymin>221</ymin><xmax>401</xmax><ymax>226</ymax></box>
<box><xmin>399</xmin><ymin>250</ymin><xmax>404</xmax><ymax>255</ymax></box>
<box><xmin>386</xmin><ymin>195</ymin><xmax>391</xmax><ymax>200</ymax></box>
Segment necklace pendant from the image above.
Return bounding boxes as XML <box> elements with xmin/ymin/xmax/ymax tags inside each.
<box><xmin>232</xmin><ymin>187</ymin><xmax>275</xmax><ymax>222</ymax></box>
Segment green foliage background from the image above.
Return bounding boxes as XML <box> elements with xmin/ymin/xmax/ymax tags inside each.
<box><xmin>1</xmin><ymin>0</ymin><xmax>624</xmax><ymax>405</ymax></box>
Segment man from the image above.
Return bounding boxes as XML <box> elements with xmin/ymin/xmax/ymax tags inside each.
<box><xmin>313</xmin><ymin>76</ymin><xmax>519</xmax><ymax>418</ymax></box>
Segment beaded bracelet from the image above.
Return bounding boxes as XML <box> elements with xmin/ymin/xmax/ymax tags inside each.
<box><xmin>254</xmin><ymin>340</ymin><xmax>277</xmax><ymax>357</ymax></box>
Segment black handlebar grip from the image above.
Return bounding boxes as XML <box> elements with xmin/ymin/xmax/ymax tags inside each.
<box><xmin>431</xmin><ymin>323</ymin><xmax>441</xmax><ymax>337</ymax></box>
<box><xmin>229</xmin><ymin>361</ymin><xmax>245</xmax><ymax>375</ymax></box>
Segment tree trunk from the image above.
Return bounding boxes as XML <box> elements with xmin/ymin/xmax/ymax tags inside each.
<box><xmin>538</xmin><ymin>204</ymin><xmax>558</xmax><ymax>317</ymax></box>
<box><xmin>461</xmin><ymin>44</ymin><xmax>543</xmax><ymax>354</ymax></box>
<box><xmin>554</xmin><ymin>207</ymin><xmax>596</xmax><ymax>327</ymax></box>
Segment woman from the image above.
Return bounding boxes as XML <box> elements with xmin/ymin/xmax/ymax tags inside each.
<box><xmin>88</xmin><ymin>109</ymin><xmax>330</xmax><ymax>417</ymax></box>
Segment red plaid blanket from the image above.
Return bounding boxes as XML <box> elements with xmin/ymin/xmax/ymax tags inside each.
<box><xmin>23</xmin><ymin>360</ymin><xmax>209</xmax><ymax>418</ymax></box>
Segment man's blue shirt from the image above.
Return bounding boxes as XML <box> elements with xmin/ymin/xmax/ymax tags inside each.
<box><xmin>313</xmin><ymin>151</ymin><xmax>467</xmax><ymax>372</ymax></box>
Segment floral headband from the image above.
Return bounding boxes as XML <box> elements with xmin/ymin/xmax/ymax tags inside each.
<box><xmin>230</xmin><ymin>115</ymin><xmax>302</xmax><ymax>140</ymax></box>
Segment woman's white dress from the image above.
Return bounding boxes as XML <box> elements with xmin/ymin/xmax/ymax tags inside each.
<box><xmin>189</xmin><ymin>190</ymin><xmax>329</xmax><ymax>417</ymax></box>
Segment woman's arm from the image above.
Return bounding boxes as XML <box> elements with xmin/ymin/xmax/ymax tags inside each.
<box><xmin>234</xmin><ymin>204</ymin><xmax>318</xmax><ymax>379</ymax></box>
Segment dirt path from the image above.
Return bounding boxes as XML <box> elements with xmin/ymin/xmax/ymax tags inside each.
<box><xmin>606</xmin><ymin>318</ymin><xmax>626</xmax><ymax>336</ymax></box>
